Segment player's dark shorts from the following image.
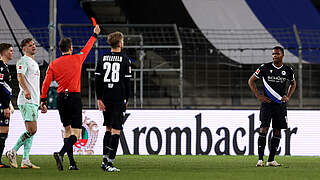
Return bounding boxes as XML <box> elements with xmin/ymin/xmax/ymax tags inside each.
<box><xmin>260</xmin><ymin>102</ymin><xmax>288</xmax><ymax>129</ymax></box>
<box><xmin>57</xmin><ymin>92</ymin><xmax>82</xmax><ymax>129</ymax></box>
<box><xmin>0</xmin><ymin>109</ymin><xmax>10</xmax><ymax>127</ymax></box>
<box><xmin>102</xmin><ymin>103</ymin><xmax>126</xmax><ymax>130</ymax></box>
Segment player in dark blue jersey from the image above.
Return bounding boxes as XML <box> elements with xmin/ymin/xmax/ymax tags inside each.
<box><xmin>248</xmin><ymin>46</ymin><xmax>296</xmax><ymax>167</ymax></box>
<box><xmin>95</xmin><ymin>31</ymin><xmax>132</xmax><ymax>172</ymax></box>
<box><xmin>0</xmin><ymin>43</ymin><xmax>13</xmax><ymax>168</ymax></box>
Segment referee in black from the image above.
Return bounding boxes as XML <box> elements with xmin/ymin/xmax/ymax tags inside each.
<box><xmin>95</xmin><ymin>31</ymin><xmax>132</xmax><ymax>172</ymax></box>
<box><xmin>248</xmin><ymin>46</ymin><xmax>296</xmax><ymax>167</ymax></box>
<box><xmin>0</xmin><ymin>43</ymin><xmax>14</xmax><ymax>168</ymax></box>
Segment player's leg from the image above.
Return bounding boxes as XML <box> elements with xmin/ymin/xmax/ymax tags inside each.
<box><xmin>21</xmin><ymin>104</ymin><xmax>39</xmax><ymax>169</ymax></box>
<box><xmin>256</xmin><ymin>104</ymin><xmax>271</xmax><ymax>167</ymax></box>
<box><xmin>103</xmin><ymin>126</ymin><xmax>112</xmax><ymax>164</ymax></box>
<box><xmin>0</xmin><ymin>113</ymin><xmax>10</xmax><ymax>168</ymax></box>
<box><xmin>105</xmin><ymin>104</ymin><xmax>124</xmax><ymax>172</ymax></box>
<box><xmin>266</xmin><ymin>128</ymin><xmax>281</xmax><ymax>166</ymax></box>
<box><xmin>6</xmin><ymin>104</ymin><xmax>33</xmax><ymax>168</ymax></box>
<box><xmin>266</xmin><ymin>104</ymin><xmax>286</xmax><ymax>167</ymax></box>
<box><xmin>101</xmin><ymin>106</ymin><xmax>112</xmax><ymax>170</ymax></box>
<box><xmin>106</xmin><ymin>128</ymin><xmax>121</xmax><ymax>172</ymax></box>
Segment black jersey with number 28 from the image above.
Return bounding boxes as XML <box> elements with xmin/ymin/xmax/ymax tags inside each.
<box><xmin>95</xmin><ymin>52</ymin><xmax>132</xmax><ymax>104</ymax></box>
<box><xmin>254</xmin><ymin>62</ymin><xmax>295</xmax><ymax>104</ymax></box>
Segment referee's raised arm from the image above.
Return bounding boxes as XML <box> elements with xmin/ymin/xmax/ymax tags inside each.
<box><xmin>78</xmin><ymin>25</ymin><xmax>101</xmax><ymax>63</ymax></box>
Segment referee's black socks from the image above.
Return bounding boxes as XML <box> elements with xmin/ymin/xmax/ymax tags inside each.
<box><xmin>108</xmin><ymin>134</ymin><xmax>120</xmax><ymax>162</ymax></box>
<box><xmin>268</xmin><ymin>135</ymin><xmax>281</xmax><ymax>162</ymax></box>
<box><xmin>0</xmin><ymin>133</ymin><xmax>8</xmax><ymax>163</ymax></box>
<box><xmin>59</xmin><ymin>135</ymin><xmax>77</xmax><ymax>157</ymax></box>
<box><xmin>64</xmin><ymin>138</ymin><xmax>76</xmax><ymax>166</ymax></box>
<box><xmin>258</xmin><ymin>132</ymin><xmax>267</xmax><ymax>160</ymax></box>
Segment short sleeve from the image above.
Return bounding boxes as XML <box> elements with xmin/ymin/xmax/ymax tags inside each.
<box><xmin>125</xmin><ymin>58</ymin><xmax>132</xmax><ymax>78</ymax></box>
<box><xmin>16</xmin><ymin>57</ymin><xmax>28</xmax><ymax>75</ymax></box>
<box><xmin>254</xmin><ymin>64</ymin><xmax>265</xmax><ymax>79</ymax></box>
<box><xmin>288</xmin><ymin>66</ymin><xmax>295</xmax><ymax>82</ymax></box>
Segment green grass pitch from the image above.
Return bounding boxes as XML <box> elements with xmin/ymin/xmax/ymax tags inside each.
<box><xmin>1</xmin><ymin>155</ymin><xmax>320</xmax><ymax>180</ymax></box>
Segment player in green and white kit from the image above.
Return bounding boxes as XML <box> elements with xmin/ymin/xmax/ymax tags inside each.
<box><xmin>6</xmin><ymin>38</ymin><xmax>40</xmax><ymax>169</ymax></box>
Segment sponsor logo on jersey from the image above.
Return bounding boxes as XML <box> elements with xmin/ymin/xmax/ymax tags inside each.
<box><xmin>267</xmin><ymin>76</ymin><xmax>287</xmax><ymax>83</ymax></box>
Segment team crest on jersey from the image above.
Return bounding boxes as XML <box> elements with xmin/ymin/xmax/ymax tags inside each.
<box><xmin>270</xmin><ymin>70</ymin><xmax>273</xmax><ymax>73</ymax></box>
<box><xmin>0</xmin><ymin>73</ymin><xmax>3</xmax><ymax>80</ymax></box>
<box><xmin>282</xmin><ymin>71</ymin><xmax>286</xmax><ymax>75</ymax></box>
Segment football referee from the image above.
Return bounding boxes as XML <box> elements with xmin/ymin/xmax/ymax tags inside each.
<box><xmin>40</xmin><ymin>25</ymin><xmax>100</xmax><ymax>170</ymax></box>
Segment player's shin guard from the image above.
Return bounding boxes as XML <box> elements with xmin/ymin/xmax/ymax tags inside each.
<box><xmin>0</xmin><ymin>133</ymin><xmax>8</xmax><ymax>163</ymax></box>
<box><xmin>258</xmin><ymin>132</ymin><xmax>267</xmax><ymax>160</ymax></box>
<box><xmin>268</xmin><ymin>135</ymin><xmax>281</xmax><ymax>162</ymax></box>
<box><xmin>23</xmin><ymin>136</ymin><xmax>34</xmax><ymax>160</ymax></box>
<box><xmin>103</xmin><ymin>131</ymin><xmax>111</xmax><ymax>164</ymax></box>
<box><xmin>64</xmin><ymin>138</ymin><xmax>76</xmax><ymax>166</ymax></box>
<box><xmin>107</xmin><ymin>134</ymin><xmax>120</xmax><ymax>164</ymax></box>
<box><xmin>59</xmin><ymin>135</ymin><xmax>77</xmax><ymax>156</ymax></box>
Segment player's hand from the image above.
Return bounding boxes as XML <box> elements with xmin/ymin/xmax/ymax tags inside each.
<box><xmin>4</xmin><ymin>108</ymin><xmax>10</xmax><ymax>118</ymax></box>
<box><xmin>40</xmin><ymin>102</ymin><xmax>47</xmax><ymax>113</ymax></box>
<box><xmin>94</xmin><ymin>25</ymin><xmax>100</xmax><ymax>35</ymax></box>
<box><xmin>281</xmin><ymin>95</ymin><xmax>289</xmax><ymax>103</ymax></box>
<box><xmin>9</xmin><ymin>101</ymin><xmax>14</xmax><ymax>114</ymax></box>
<box><xmin>97</xmin><ymin>99</ymin><xmax>106</xmax><ymax>111</ymax></box>
<box><xmin>126</xmin><ymin>101</ymin><xmax>129</xmax><ymax>108</ymax></box>
<box><xmin>24</xmin><ymin>90</ymin><xmax>31</xmax><ymax>99</ymax></box>
<box><xmin>257</xmin><ymin>95</ymin><xmax>271</xmax><ymax>103</ymax></box>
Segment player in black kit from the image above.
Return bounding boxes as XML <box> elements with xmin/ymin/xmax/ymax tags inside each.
<box><xmin>95</xmin><ymin>31</ymin><xmax>132</xmax><ymax>172</ymax></box>
<box><xmin>0</xmin><ymin>43</ymin><xmax>14</xmax><ymax>168</ymax></box>
<box><xmin>248</xmin><ymin>46</ymin><xmax>296</xmax><ymax>167</ymax></box>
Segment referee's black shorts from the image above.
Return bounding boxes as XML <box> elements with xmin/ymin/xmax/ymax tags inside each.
<box><xmin>260</xmin><ymin>102</ymin><xmax>288</xmax><ymax>129</ymax></box>
<box><xmin>57</xmin><ymin>92</ymin><xmax>82</xmax><ymax>129</ymax></box>
<box><xmin>102</xmin><ymin>103</ymin><xmax>126</xmax><ymax>130</ymax></box>
<box><xmin>0</xmin><ymin>109</ymin><xmax>10</xmax><ymax>127</ymax></box>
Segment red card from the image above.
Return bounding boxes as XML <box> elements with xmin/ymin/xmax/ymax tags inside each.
<box><xmin>91</xmin><ymin>17</ymin><xmax>96</xmax><ymax>26</ymax></box>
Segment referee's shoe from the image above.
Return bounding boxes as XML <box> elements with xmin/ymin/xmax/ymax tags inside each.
<box><xmin>53</xmin><ymin>152</ymin><xmax>63</xmax><ymax>170</ymax></box>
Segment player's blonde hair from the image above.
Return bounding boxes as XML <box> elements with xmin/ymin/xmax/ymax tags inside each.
<box><xmin>107</xmin><ymin>31</ymin><xmax>123</xmax><ymax>49</ymax></box>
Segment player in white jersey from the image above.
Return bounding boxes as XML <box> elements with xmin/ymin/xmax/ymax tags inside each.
<box><xmin>6</xmin><ymin>38</ymin><xmax>40</xmax><ymax>169</ymax></box>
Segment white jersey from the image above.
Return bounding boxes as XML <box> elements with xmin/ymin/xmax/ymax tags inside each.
<box><xmin>16</xmin><ymin>55</ymin><xmax>40</xmax><ymax>106</ymax></box>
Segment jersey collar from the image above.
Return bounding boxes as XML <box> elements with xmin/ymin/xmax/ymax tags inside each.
<box><xmin>272</xmin><ymin>63</ymin><xmax>283</xmax><ymax>69</ymax></box>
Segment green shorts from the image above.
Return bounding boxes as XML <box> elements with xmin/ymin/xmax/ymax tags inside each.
<box><xmin>18</xmin><ymin>104</ymin><xmax>39</xmax><ymax>122</ymax></box>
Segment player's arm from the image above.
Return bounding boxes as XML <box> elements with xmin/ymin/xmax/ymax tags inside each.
<box><xmin>281</xmin><ymin>67</ymin><xmax>297</xmax><ymax>103</ymax></box>
<box><xmin>17</xmin><ymin>73</ymin><xmax>31</xmax><ymax>100</ymax></box>
<box><xmin>95</xmin><ymin>58</ymin><xmax>105</xmax><ymax>111</ymax></box>
<box><xmin>78</xmin><ymin>25</ymin><xmax>101</xmax><ymax>63</ymax></box>
<box><xmin>40</xmin><ymin>64</ymin><xmax>54</xmax><ymax>113</ymax></box>
<box><xmin>248</xmin><ymin>74</ymin><xmax>271</xmax><ymax>103</ymax></box>
<box><xmin>282</xmin><ymin>79</ymin><xmax>296</xmax><ymax>103</ymax></box>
